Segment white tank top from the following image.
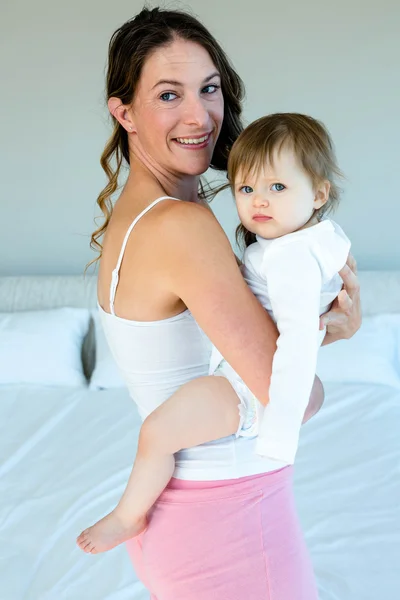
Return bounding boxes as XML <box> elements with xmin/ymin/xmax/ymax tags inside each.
<box><xmin>99</xmin><ymin>196</ymin><xmax>284</xmax><ymax>480</ymax></box>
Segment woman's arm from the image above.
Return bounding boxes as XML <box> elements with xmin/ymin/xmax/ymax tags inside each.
<box><xmin>160</xmin><ymin>201</ymin><xmax>278</xmax><ymax>405</ymax></box>
<box><xmin>158</xmin><ymin>202</ymin><xmax>360</xmax><ymax>403</ymax></box>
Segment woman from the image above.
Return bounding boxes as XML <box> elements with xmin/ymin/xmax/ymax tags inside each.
<box><xmin>79</xmin><ymin>7</ymin><xmax>361</xmax><ymax>599</ymax></box>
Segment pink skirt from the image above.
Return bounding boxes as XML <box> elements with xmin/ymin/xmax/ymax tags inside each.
<box><xmin>126</xmin><ymin>466</ymin><xmax>318</xmax><ymax>600</ymax></box>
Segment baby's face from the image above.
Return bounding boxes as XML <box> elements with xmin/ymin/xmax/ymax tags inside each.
<box><xmin>234</xmin><ymin>147</ymin><xmax>327</xmax><ymax>239</ymax></box>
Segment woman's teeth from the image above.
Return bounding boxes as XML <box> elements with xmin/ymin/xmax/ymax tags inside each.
<box><xmin>176</xmin><ymin>135</ymin><xmax>209</xmax><ymax>145</ymax></box>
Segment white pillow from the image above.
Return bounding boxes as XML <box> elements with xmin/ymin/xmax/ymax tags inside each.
<box><xmin>0</xmin><ymin>308</ymin><xmax>90</xmax><ymax>387</ymax></box>
<box><xmin>316</xmin><ymin>314</ymin><xmax>400</xmax><ymax>388</ymax></box>
<box><xmin>89</xmin><ymin>311</ymin><xmax>126</xmax><ymax>390</ymax></box>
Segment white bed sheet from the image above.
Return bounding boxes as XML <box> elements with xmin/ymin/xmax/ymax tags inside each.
<box><xmin>1</xmin><ymin>382</ymin><xmax>399</xmax><ymax>600</ymax></box>
<box><xmin>296</xmin><ymin>382</ymin><xmax>400</xmax><ymax>600</ymax></box>
<box><xmin>0</xmin><ymin>386</ymin><xmax>146</xmax><ymax>600</ymax></box>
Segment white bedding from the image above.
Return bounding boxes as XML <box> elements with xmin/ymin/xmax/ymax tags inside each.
<box><xmin>1</xmin><ymin>381</ymin><xmax>399</xmax><ymax>600</ymax></box>
<box><xmin>0</xmin><ymin>387</ymin><xmax>146</xmax><ymax>600</ymax></box>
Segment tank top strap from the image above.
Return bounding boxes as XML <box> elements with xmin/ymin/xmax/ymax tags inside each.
<box><xmin>109</xmin><ymin>196</ymin><xmax>180</xmax><ymax>315</ymax></box>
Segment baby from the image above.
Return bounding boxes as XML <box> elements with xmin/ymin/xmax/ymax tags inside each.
<box><xmin>77</xmin><ymin>113</ymin><xmax>350</xmax><ymax>553</ymax></box>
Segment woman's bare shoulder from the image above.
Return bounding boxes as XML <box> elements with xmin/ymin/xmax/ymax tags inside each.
<box><xmin>152</xmin><ymin>197</ymin><xmax>215</xmax><ymax>220</ymax></box>
<box><xmin>152</xmin><ymin>199</ymin><xmax>229</xmax><ymax>251</ymax></box>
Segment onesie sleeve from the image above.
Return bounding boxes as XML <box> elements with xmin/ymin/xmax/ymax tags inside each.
<box><xmin>255</xmin><ymin>240</ymin><xmax>323</xmax><ymax>463</ymax></box>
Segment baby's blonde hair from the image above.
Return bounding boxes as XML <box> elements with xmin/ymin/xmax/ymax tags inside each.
<box><xmin>227</xmin><ymin>113</ymin><xmax>344</xmax><ymax>248</ymax></box>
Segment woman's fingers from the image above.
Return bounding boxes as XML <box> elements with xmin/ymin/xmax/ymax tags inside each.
<box><xmin>320</xmin><ymin>253</ymin><xmax>362</xmax><ymax>341</ymax></box>
<box><xmin>339</xmin><ymin>263</ymin><xmax>360</xmax><ymax>299</ymax></box>
<box><xmin>337</xmin><ymin>289</ymin><xmax>353</xmax><ymax>313</ymax></box>
<box><xmin>320</xmin><ymin>306</ymin><xmax>348</xmax><ymax>329</ymax></box>
<box><xmin>346</xmin><ymin>252</ymin><xmax>358</xmax><ymax>275</ymax></box>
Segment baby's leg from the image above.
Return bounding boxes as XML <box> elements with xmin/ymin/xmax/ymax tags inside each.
<box><xmin>76</xmin><ymin>374</ymin><xmax>324</xmax><ymax>554</ymax></box>
<box><xmin>76</xmin><ymin>375</ymin><xmax>239</xmax><ymax>554</ymax></box>
<box><xmin>117</xmin><ymin>376</ymin><xmax>240</xmax><ymax>519</ymax></box>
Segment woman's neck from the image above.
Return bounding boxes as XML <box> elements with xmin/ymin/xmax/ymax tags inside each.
<box><xmin>127</xmin><ymin>152</ymin><xmax>201</xmax><ymax>204</ymax></box>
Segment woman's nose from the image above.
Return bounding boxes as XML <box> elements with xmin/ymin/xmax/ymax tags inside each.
<box><xmin>183</xmin><ymin>95</ymin><xmax>210</xmax><ymax>128</ymax></box>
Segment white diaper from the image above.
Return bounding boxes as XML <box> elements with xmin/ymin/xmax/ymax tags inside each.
<box><xmin>213</xmin><ymin>359</ymin><xmax>263</xmax><ymax>438</ymax></box>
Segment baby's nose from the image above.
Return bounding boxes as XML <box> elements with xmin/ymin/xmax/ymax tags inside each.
<box><xmin>253</xmin><ymin>195</ymin><xmax>269</xmax><ymax>207</ymax></box>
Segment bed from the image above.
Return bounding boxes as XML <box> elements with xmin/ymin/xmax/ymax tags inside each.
<box><xmin>0</xmin><ymin>272</ymin><xmax>399</xmax><ymax>600</ymax></box>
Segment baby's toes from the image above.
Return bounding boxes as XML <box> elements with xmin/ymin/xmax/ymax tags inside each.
<box><xmin>82</xmin><ymin>539</ymin><xmax>94</xmax><ymax>553</ymax></box>
<box><xmin>77</xmin><ymin>528</ymin><xmax>89</xmax><ymax>543</ymax></box>
<box><xmin>78</xmin><ymin>534</ymin><xmax>92</xmax><ymax>551</ymax></box>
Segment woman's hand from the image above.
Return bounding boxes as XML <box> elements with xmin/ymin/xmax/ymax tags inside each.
<box><xmin>320</xmin><ymin>253</ymin><xmax>361</xmax><ymax>345</ymax></box>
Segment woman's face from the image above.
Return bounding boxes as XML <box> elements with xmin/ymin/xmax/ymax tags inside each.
<box><xmin>129</xmin><ymin>38</ymin><xmax>224</xmax><ymax>177</ymax></box>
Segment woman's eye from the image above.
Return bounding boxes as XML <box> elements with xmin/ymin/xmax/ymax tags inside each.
<box><xmin>202</xmin><ymin>84</ymin><xmax>220</xmax><ymax>94</ymax></box>
<box><xmin>271</xmin><ymin>183</ymin><xmax>285</xmax><ymax>192</ymax></box>
<box><xmin>160</xmin><ymin>92</ymin><xmax>178</xmax><ymax>102</ymax></box>
<box><xmin>239</xmin><ymin>185</ymin><xmax>253</xmax><ymax>194</ymax></box>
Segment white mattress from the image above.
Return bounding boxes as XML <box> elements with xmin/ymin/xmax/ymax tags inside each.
<box><xmin>1</xmin><ymin>382</ymin><xmax>399</xmax><ymax>600</ymax></box>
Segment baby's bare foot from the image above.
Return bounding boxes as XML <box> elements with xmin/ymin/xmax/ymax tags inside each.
<box><xmin>76</xmin><ymin>510</ymin><xmax>147</xmax><ymax>554</ymax></box>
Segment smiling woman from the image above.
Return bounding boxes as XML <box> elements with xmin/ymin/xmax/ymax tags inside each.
<box><xmin>108</xmin><ymin>40</ymin><xmax>224</xmax><ymax>177</ymax></box>
<box><xmin>77</xmin><ymin>7</ymin><xmax>361</xmax><ymax>600</ymax></box>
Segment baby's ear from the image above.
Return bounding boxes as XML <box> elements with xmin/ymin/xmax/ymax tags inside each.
<box><xmin>108</xmin><ymin>97</ymin><xmax>136</xmax><ymax>133</ymax></box>
<box><xmin>314</xmin><ymin>180</ymin><xmax>330</xmax><ymax>209</ymax></box>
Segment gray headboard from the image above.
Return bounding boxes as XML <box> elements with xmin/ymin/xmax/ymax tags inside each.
<box><xmin>0</xmin><ymin>271</ymin><xmax>399</xmax><ymax>376</ymax></box>
<box><xmin>0</xmin><ymin>275</ymin><xmax>98</xmax><ymax>311</ymax></box>
<box><xmin>1</xmin><ymin>271</ymin><xmax>399</xmax><ymax>314</ymax></box>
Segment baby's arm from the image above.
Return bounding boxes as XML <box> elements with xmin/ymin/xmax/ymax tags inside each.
<box><xmin>256</xmin><ymin>242</ymin><xmax>323</xmax><ymax>463</ymax></box>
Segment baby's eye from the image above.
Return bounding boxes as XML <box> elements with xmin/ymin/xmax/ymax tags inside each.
<box><xmin>239</xmin><ymin>185</ymin><xmax>253</xmax><ymax>194</ymax></box>
<box><xmin>160</xmin><ymin>92</ymin><xmax>178</xmax><ymax>102</ymax></box>
<box><xmin>271</xmin><ymin>183</ymin><xmax>285</xmax><ymax>192</ymax></box>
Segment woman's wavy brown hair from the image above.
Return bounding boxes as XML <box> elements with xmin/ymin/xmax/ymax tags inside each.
<box><xmin>88</xmin><ymin>6</ymin><xmax>244</xmax><ymax>267</ymax></box>
<box><xmin>229</xmin><ymin>113</ymin><xmax>344</xmax><ymax>250</ymax></box>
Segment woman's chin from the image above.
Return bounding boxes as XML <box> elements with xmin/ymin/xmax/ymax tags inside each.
<box><xmin>180</xmin><ymin>157</ymin><xmax>213</xmax><ymax>177</ymax></box>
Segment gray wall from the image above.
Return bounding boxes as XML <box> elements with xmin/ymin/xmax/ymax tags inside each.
<box><xmin>1</xmin><ymin>0</ymin><xmax>399</xmax><ymax>275</ymax></box>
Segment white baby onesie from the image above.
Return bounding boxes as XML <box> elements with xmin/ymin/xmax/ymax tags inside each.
<box><xmin>209</xmin><ymin>219</ymin><xmax>351</xmax><ymax>464</ymax></box>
